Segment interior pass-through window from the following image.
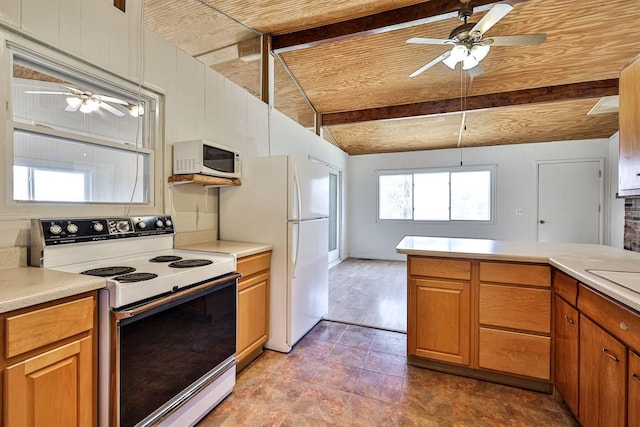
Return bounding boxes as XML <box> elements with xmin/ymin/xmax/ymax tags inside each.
<box><xmin>9</xmin><ymin>42</ymin><xmax>160</xmax><ymax>204</ymax></box>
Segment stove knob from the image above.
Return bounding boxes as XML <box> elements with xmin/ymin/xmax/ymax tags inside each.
<box><xmin>117</xmin><ymin>221</ymin><xmax>130</xmax><ymax>232</ymax></box>
<box><xmin>165</xmin><ymin>219</ymin><xmax>173</xmax><ymax>227</ymax></box>
<box><xmin>93</xmin><ymin>223</ymin><xmax>104</xmax><ymax>232</ymax></box>
<box><xmin>66</xmin><ymin>223</ymin><xmax>79</xmax><ymax>234</ymax></box>
<box><xmin>137</xmin><ymin>221</ymin><xmax>147</xmax><ymax>229</ymax></box>
<box><xmin>49</xmin><ymin>224</ymin><xmax>63</xmax><ymax>235</ymax></box>
<box><xmin>156</xmin><ymin>220</ymin><xmax>164</xmax><ymax>228</ymax></box>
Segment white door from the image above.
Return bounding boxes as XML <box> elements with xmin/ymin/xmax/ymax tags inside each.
<box><xmin>288</xmin><ymin>218</ymin><xmax>329</xmax><ymax>347</ymax></box>
<box><xmin>328</xmin><ymin>170</ymin><xmax>340</xmax><ymax>267</ymax></box>
<box><xmin>537</xmin><ymin>160</ymin><xmax>603</xmax><ymax>244</ymax></box>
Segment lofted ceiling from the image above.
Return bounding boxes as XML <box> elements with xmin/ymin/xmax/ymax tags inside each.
<box><xmin>143</xmin><ymin>0</ymin><xmax>636</xmax><ymax>155</ymax></box>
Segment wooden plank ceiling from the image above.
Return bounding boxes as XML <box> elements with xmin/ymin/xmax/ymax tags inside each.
<box><xmin>144</xmin><ymin>0</ymin><xmax>635</xmax><ymax>155</ymax></box>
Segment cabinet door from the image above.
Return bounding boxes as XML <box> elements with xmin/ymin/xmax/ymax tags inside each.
<box><xmin>619</xmin><ymin>56</ymin><xmax>640</xmax><ymax>195</ymax></box>
<box><xmin>237</xmin><ymin>272</ymin><xmax>269</xmax><ymax>364</ymax></box>
<box><xmin>409</xmin><ymin>278</ymin><xmax>470</xmax><ymax>365</ymax></box>
<box><xmin>579</xmin><ymin>315</ymin><xmax>626</xmax><ymax>427</ymax></box>
<box><xmin>5</xmin><ymin>336</ymin><xmax>94</xmax><ymax>427</ymax></box>
<box><xmin>630</xmin><ymin>351</ymin><xmax>640</xmax><ymax>427</ymax></box>
<box><xmin>554</xmin><ymin>296</ymin><xmax>579</xmax><ymax>416</ymax></box>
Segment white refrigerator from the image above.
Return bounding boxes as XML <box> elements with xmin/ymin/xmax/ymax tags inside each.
<box><xmin>220</xmin><ymin>154</ymin><xmax>329</xmax><ymax>352</ymax></box>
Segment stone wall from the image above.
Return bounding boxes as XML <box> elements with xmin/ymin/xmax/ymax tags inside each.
<box><xmin>624</xmin><ymin>198</ymin><xmax>640</xmax><ymax>251</ymax></box>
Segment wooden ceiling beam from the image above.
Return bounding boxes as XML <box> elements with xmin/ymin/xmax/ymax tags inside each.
<box><xmin>272</xmin><ymin>0</ymin><xmax>500</xmax><ymax>53</ymax></box>
<box><xmin>322</xmin><ymin>79</ymin><xmax>619</xmax><ymax>126</ymax></box>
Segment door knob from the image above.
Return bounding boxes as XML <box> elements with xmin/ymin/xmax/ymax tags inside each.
<box><xmin>539</xmin><ymin>220</ymin><xmax>545</xmax><ymax>224</ymax></box>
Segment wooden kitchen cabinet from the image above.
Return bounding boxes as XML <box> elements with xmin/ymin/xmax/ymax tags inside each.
<box><xmin>478</xmin><ymin>261</ymin><xmax>551</xmax><ymax>381</ymax></box>
<box><xmin>408</xmin><ymin>257</ymin><xmax>471</xmax><ymax>366</ymax></box>
<box><xmin>410</xmin><ymin>278</ymin><xmax>470</xmax><ymax>365</ymax></box>
<box><xmin>553</xmin><ymin>295</ymin><xmax>579</xmax><ymax>416</ymax></box>
<box><xmin>408</xmin><ymin>257</ymin><xmax>553</xmax><ymax>386</ymax></box>
<box><xmin>1</xmin><ymin>292</ymin><xmax>97</xmax><ymax>427</ymax></box>
<box><xmin>618</xmin><ymin>53</ymin><xmax>640</xmax><ymax>197</ymax></box>
<box><xmin>235</xmin><ymin>250</ymin><xmax>271</xmax><ymax>371</ymax></box>
<box><xmin>579</xmin><ymin>314</ymin><xmax>626</xmax><ymax>427</ymax></box>
<box><xmin>629</xmin><ymin>350</ymin><xmax>640</xmax><ymax>427</ymax></box>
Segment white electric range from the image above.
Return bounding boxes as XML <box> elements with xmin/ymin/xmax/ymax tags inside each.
<box><xmin>31</xmin><ymin>216</ymin><xmax>238</xmax><ymax>427</ymax></box>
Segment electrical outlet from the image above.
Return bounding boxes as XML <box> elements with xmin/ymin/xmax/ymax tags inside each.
<box><xmin>515</xmin><ymin>209</ymin><xmax>524</xmax><ymax>215</ymax></box>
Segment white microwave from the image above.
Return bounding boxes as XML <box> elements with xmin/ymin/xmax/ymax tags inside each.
<box><xmin>173</xmin><ymin>140</ymin><xmax>241</xmax><ymax>179</ymax></box>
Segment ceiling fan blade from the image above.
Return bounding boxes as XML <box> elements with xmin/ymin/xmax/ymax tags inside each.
<box><xmin>470</xmin><ymin>3</ymin><xmax>513</xmax><ymax>36</ymax></box>
<box><xmin>65</xmin><ymin>104</ymin><xmax>80</xmax><ymax>112</ymax></box>
<box><xmin>99</xmin><ymin>101</ymin><xmax>125</xmax><ymax>117</ymax></box>
<box><xmin>467</xmin><ymin>63</ymin><xmax>484</xmax><ymax>78</ymax></box>
<box><xmin>61</xmin><ymin>85</ymin><xmax>84</xmax><ymax>94</ymax></box>
<box><xmin>409</xmin><ymin>51</ymin><xmax>451</xmax><ymax>77</ymax></box>
<box><xmin>24</xmin><ymin>91</ymin><xmax>72</xmax><ymax>95</ymax></box>
<box><xmin>406</xmin><ymin>37</ymin><xmax>451</xmax><ymax>45</ymax></box>
<box><xmin>485</xmin><ymin>33</ymin><xmax>547</xmax><ymax>46</ymax></box>
<box><xmin>98</xmin><ymin>95</ymin><xmax>128</xmax><ymax>105</ymax></box>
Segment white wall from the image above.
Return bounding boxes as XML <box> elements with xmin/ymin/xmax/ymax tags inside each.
<box><xmin>0</xmin><ymin>0</ymin><xmax>348</xmax><ymax>250</ymax></box>
<box><xmin>348</xmin><ymin>138</ymin><xmax>620</xmax><ymax>260</ymax></box>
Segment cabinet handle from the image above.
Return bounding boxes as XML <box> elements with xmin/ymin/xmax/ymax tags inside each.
<box><xmin>619</xmin><ymin>321</ymin><xmax>630</xmax><ymax>331</ymax></box>
<box><xmin>602</xmin><ymin>348</ymin><xmax>620</xmax><ymax>363</ymax></box>
<box><xmin>633</xmin><ymin>373</ymin><xmax>640</xmax><ymax>384</ymax></box>
<box><xmin>564</xmin><ymin>315</ymin><xmax>576</xmax><ymax>324</ymax></box>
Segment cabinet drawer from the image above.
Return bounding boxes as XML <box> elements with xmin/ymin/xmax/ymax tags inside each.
<box><xmin>409</xmin><ymin>257</ymin><xmax>471</xmax><ymax>280</ymax></box>
<box><xmin>479</xmin><ymin>284</ymin><xmax>550</xmax><ymax>333</ymax></box>
<box><xmin>479</xmin><ymin>327</ymin><xmax>551</xmax><ymax>380</ymax></box>
<box><xmin>5</xmin><ymin>296</ymin><xmax>94</xmax><ymax>359</ymax></box>
<box><xmin>237</xmin><ymin>251</ymin><xmax>271</xmax><ymax>279</ymax></box>
<box><xmin>480</xmin><ymin>262</ymin><xmax>550</xmax><ymax>287</ymax></box>
<box><xmin>553</xmin><ymin>269</ymin><xmax>578</xmax><ymax>306</ymax></box>
<box><xmin>578</xmin><ymin>284</ymin><xmax>640</xmax><ymax>351</ymax></box>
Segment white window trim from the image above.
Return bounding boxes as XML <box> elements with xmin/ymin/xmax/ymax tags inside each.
<box><xmin>0</xmin><ymin>30</ymin><xmax>164</xmax><ymax>218</ymax></box>
<box><xmin>376</xmin><ymin>165</ymin><xmax>497</xmax><ymax>224</ymax></box>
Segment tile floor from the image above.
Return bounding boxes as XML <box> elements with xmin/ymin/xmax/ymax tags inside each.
<box><xmin>326</xmin><ymin>258</ymin><xmax>407</xmax><ymax>332</ymax></box>
<box><xmin>198</xmin><ymin>321</ymin><xmax>578</xmax><ymax>426</ymax></box>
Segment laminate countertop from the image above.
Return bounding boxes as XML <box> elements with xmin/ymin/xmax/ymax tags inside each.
<box><xmin>397</xmin><ymin>236</ymin><xmax>640</xmax><ymax>313</ymax></box>
<box><xmin>176</xmin><ymin>240</ymin><xmax>273</xmax><ymax>259</ymax></box>
<box><xmin>0</xmin><ymin>267</ymin><xmax>105</xmax><ymax>314</ymax></box>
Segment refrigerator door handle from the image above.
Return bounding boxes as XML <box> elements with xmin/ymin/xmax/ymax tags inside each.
<box><xmin>294</xmin><ymin>164</ymin><xmax>302</xmax><ymax>220</ymax></box>
<box><xmin>292</xmin><ymin>221</ymin><xmax>300</xmax><ymax>278</ymax></box>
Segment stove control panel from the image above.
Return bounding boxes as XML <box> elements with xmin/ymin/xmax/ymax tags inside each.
<box><xmin>35</xmin><ymin>216</ymin><xmax>175</xmax><ymax>245</ymax></box>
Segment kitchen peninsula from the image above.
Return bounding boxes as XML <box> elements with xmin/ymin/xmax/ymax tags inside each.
<box><xmin>397</xmin><ymin>236</ymin><xmax>640</xmax><ymax>426</ymax></box>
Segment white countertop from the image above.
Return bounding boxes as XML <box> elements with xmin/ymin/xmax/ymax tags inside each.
<box><xmin>176</xmin><ymin>240</ymin><xmax>273</xmax><ymax>259</ymax></box>
<box><xmin>0</xmin><ymin>267</ymin><xmax>105</xmax><ymax>313</ymax></box>
<box><xmin>397</xmin><ymin>236</ymin><xmax>640</xmax><ymax>313</ymax></box>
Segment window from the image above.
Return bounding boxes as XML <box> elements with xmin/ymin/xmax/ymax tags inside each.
<box><xmin>8</xmin><ymin>41</ymin><xmax>159</xmax><ymax>204</ymax></box>
<box><xmin>378</xmin><ymin>167</ymin><xmax>495</xmax><ymax>222</ymax></box>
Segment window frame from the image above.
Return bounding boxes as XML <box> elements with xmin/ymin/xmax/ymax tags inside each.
<box><xmin>376</xmin><ymin>165</ymin><xmax>497</xmax><ymax>224</ymax></box>
<box><xmin>0</xmin><ymin>31</ymin><xmax>164</xmax><ymax>216</ymax></box>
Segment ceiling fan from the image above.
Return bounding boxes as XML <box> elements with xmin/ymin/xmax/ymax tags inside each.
<box><xmin>407</xmin><ymin>1</ymin><xmax>547</xmax><ymax>78</ymax></box>
<box><xmin>25</xmin><ymin>85</ymin><xmax>143</xmax><ymax>117</ymax></box>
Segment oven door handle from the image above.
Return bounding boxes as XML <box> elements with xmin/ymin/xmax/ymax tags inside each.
<box><xmin>114</xmin><ymin>273</ymin><xmax>240</xmax><ymax>320</ymax></box>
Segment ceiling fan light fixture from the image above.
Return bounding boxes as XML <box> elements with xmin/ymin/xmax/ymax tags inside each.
<box><xmin>450</xmin><ymin>44</ymin><xmax>469</xmax><ymax>62</ymax></box>
<box><xmin>79</xmin><ymin>102</ymin><xmax>93</xmax><ymax>113</ymax></box>
<box><xmin>462</xmin><ymin>55</ymin><xmax>479</xmax><ymax>70</ymax></box>
<box><xmin>79</xmin><ymin>98</ymin><xmax>100</xmax><ymax>114</ymax></box>
<box><xmin>470</xmin><ymin>44</ymin><xmax>490</xmax><ymax>62</ymax></box>
<box><xmin>129</xmin><ymin>104</ymin><xmax>145</xmax><ymax>117</ymax></box>
<box><xmin>442</xmin><ymin>55</ymin><xmax>459</xmax><ymax>69</ymax></box>
<box><xmin>66</xmin><ymin>96</ymin><xmax>82</xmax><ymax>109</ymax></box>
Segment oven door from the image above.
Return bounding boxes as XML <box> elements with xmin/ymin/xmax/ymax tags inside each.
<box><xmin>109</xmin><ymin>274</ymin><xmax>238</xmax><ymax>427</ymax></box>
